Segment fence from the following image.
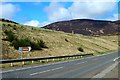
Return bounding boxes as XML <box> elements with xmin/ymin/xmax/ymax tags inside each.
<box><xmin>0</xmin><ymin>53</ymin><xmax>93</xmax><ymax>66</ymax></box>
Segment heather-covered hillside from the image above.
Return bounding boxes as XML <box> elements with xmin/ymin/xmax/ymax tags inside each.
<box><xmin>43</xmin><ymin>19</ymin><xmax>119</xmax><ymax>36</ymax></box>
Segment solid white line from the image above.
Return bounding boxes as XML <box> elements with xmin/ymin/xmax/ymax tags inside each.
<box><xmin>30</xmin><ymin>67</ymin><xmax>63</xmax><ymax>76</ymax></box>
<box><xmin>91</xmin><ymin>62</ymin><xmax>118</xmax><ymax>78</ymax></box>
<box><xmin>113</xmin><ymin>56</ymin><xmax>120</xmax><ymax>61</ymax></box>
<box><xmin>0</xmin><ymin>51</ymin><xmax>117</xmax><ymax>74</ymax></box>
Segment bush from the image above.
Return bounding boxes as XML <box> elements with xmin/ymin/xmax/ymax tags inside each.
<box><xmin>12</xmin><ymin>38</ymin><xmax>47</xmax><ymax>50</ymax></box>
<box><xmin>30</xmin><ymin>41</ymin><xmax>42</xmax><ymax>50</ymax></box>
<box><xmin>12</xmin><ymin>38</ymin><xmax>31</xmax><ymax>49</ymax></box>
<box><xmin>4</xmin><ymin>30</ymin><xmax>47</xmax><ymax>50</ymax></box>
<box><xmin>65</xmin><ymin>38</ymin><xmax>69</xmax><ymax>42</ymax></box>
<box><xmin>78</xmin><ymin>47</ymin><xmax>84</xmax><ymax>52</ymax></box>
<box><xmin>37</xmin><ymin>40</ymin><xmax>48</xmax><ymax>48</ymax></box>
<box><xmin>4</xmin><ymin>30</ymin><xmax>16</xmax><ymax>42</ymax></box>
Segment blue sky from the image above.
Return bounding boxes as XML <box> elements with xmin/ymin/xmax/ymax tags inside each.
<box><xmin>0</xmin><ymin>0</ymin><xmax>119</xmax><ymax>27</ymax></box>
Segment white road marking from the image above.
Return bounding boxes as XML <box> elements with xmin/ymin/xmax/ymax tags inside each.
<box><xmin>77</xmin><ymin>62</ymin><xmax>84</xmax><ymax>64</ymax></box>
<box><xmin>30</xmin><ymin>67</ymin><xmax>63</xmax><ymax>76</ymax></box>
<box><xmin>30</xmin><ymin>70</ymin><xmax>51</xmax><ymax>76</ymax></box>
<box><xmin>77</xmin><ymin>61</ymin><xmax>87</xmax><ymax>65</ymax></box>
<box><xmin>0</xmin><ymin>63</ymin><xmax>51</xmax><ymax>74</ymax></box>
<box><xmin>113</xmin><ymin>56</ymin><xmax>120</xmax><ymax>61</ymax></box>
<box><xmin>92</xmin><ymin>62</ymin><xmax>118</xmax><ymax>78</ymax></box>
<box><xmin>51</xmin><ymin>67</ymin><xmax>63</xmax><ymax>71</ymax></box>
<box><xmin>92</xmin><ymin>58</ymin><xmax>98</xmax><ymax>61</ymax></box>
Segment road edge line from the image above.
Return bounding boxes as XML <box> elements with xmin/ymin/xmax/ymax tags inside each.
<box><xmin>91</xmin><ymin>62</ymin><xmax>118</xmax><ymax>78</ymax></box>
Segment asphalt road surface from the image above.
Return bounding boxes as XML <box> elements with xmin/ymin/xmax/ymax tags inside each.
<box><xmin>1</xmin><ymin>51</ymin><xmax>119</xmax><ymax>79</ymax></box>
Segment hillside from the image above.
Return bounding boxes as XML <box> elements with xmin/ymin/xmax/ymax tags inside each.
<box><xmin>1</xmin><ymin>19</ymin><xmax>118</xmax><ymax>60</ymax></box>
<box><xmin>43</xmin><ymin>19</ymin><xmax>119</xmax><ymax>36</ymax></box>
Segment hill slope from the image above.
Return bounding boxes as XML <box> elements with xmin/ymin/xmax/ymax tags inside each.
<box><xmin>43</xmin><ymin>19</ymin><xmax>119</xmax><ymax>36</ymax></box>
<box><xmin>1</xmin><ymin>19</ymin><xmax>118</xmax><ymax>59</ymax></box>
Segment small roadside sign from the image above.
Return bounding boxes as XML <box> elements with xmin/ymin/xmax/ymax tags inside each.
<box><xmin>22</xmin><ymin>47</ymin><xmax>29</xmax><ymax>52</ymax></box>
<box><xmin>18</xmin><ymin>47</ymin><xmax>32</xmax><ymax>59</ymax></box>
<box><xmin>19</xmin><ymin>47</ymin><xmax>31</xmax><ymax>52</ymax></box>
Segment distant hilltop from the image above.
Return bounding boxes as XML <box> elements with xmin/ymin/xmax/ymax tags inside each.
<box><xmin>42</xmin><ymin>19</ymin><xmax>119</xmax><ymax>36</ymax></box>
<box><xmin>0</xmin><ymin>18</ymin><xmax>19</xmax><ymax>24</ymax></box>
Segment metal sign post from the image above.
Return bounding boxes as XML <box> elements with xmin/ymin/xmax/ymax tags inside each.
<box><xmin>19</xmin><ymin>47</ymin><xmax>23</xmax><ymax>59</ymax></box>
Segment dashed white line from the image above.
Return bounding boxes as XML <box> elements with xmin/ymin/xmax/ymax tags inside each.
<box><xmin>0</xmin><ymin>63</ymin><xmax>52</xmax><ymax>74</ymax></box>
<box><xmin>92</xmin><ymin>58</ymin><xmax>98</xmax><ymax>61</ymax></box>
<box><xmin>30</xmin><ymin>67</ymin><xmax>63</xmax><ymax>76</ymax></box>
<box><xmin>77</xmin><ymin>61</ymin><xmax>87</xmax><ymax>65</ymax></box>
<box><xmin>77</xmin><ymin>62</ymin><xmax>83</xmax><ymax>64</ymax></box>
<box><xmin>51</xmin><ymin>67</ymin><xmax>63</xmax><ymax>71</ymax></box>
<box><xmin>30</xmin><ymin>70</ymin><xmax>51</xmax><ymax>76</ymax></box>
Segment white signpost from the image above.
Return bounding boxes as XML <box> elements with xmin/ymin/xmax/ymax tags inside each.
<box><xmin>28</xmin><ymin>47</ymin><xmax>31</xmax><ymax>57</ymax></box>
<box><xmin>28</xmin><ymin>47</ymin><xmax>31</xmax><ymax>52</ymax></box>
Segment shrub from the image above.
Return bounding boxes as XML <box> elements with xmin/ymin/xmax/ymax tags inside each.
<box><xmin>77</xmin><ymin>47</ymin><xmax>84</xmax><ymax>52</ymax></box>
<box><xmin>12</xmin><ymin>38</ymin><xmax>31</xmax><ymax>49</ymax></box>
<box><xmin>4</xmin><ymin>30</ymin><xmax>47</xmax><ymax>50</ymax></box>
<box><xmin>12</xmin><ymin>38</ymin><xmax>47</xmax><ymax>50</ymax></box>
<box><xmin>65</xmin><ymin>38</ymin><xmax>69</xmax><ymax>42</ymax></box>
<box><xmin>30</xmin><ymin>41</ymin><xmax>42</xmax><ymax>50</ymax></box>
<box><xmin>37</xmin><ymin>40</ymin><xmax>48</xmax><ymax>48</ymax></box>
<box><xmin>4</xmin><ymin>30</ymin><xmax>16</xmax><ymax>42</ymax></box>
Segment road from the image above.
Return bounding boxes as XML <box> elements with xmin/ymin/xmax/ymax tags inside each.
<box><xmin>1</xmin><ymin>51</ymin><xmax>119</xmax><ymax>79</ymax></box>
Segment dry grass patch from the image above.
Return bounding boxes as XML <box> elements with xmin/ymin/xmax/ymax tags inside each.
<box><xmin>1</xmin><ymin>21</ymin><xmax>118</xmax><ymax>59</ymax></box>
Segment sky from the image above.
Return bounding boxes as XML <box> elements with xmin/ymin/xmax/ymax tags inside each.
<box><xmin>0</xmin><ymin>0</ymin><xmax>120</xmax><ymax>27</ymax></box>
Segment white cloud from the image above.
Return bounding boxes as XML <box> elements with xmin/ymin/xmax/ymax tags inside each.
<box><xmin>40</xmin><ymin>21</ymin><xmax>51</xmax><ymax>26</ymax></box>
<box><xmin>71</xmin><ymin>0</ymin><xmax>117</xmax><ymax>2</ymax></box>
<box><xmin>24</xmin><ymin>20</ymin><xmax>51</xmax><ymax>27</ymax></box>
<box><xmin>111</xmin><ymin>14</ymin><xmax>118</xmax><ymax>21</ymax></box>
<box><xmin>44</xmin><ymin>2</ymin><xmax>71</xmax><ymax>22</ymax></box>
<box><xmin>24</xmin><ymin>20</ymin><xmax>40</xmax><ymax>27</ymax></box>
<box><xmin>69</xmin><ymin>2</ymin><xmax>116</xmax><ymax>19</ymax></box>
<box><xmin>44</xmin><ymin>1</ymin><xmax>117</xmax><ymax>22</ymax></box>
<box><xmin>106</xmin><ymin>14</ymin><xmax>119</xmax><ymax>21</ymax></box>
<box><xmin>0</xmin><ymin>3</ymin><xmax>19</xmax><ymax>19</ymax></box>
<box><xmin>2</xmin><ymin>0</ymin><xmax>118</xmax><ymax>2</ymax></box>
